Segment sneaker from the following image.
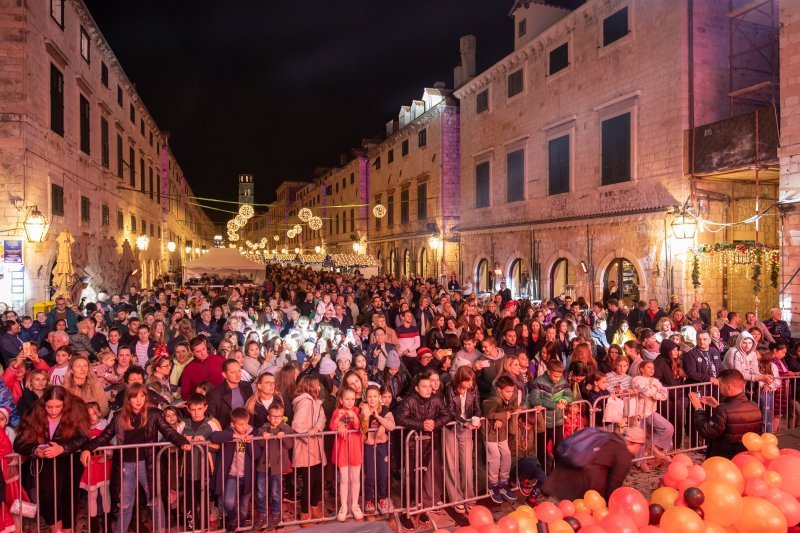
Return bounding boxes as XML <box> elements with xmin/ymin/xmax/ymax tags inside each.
<box><xmin>489</xmin><ymin>483</ymin><xmax>504</xmax><ymax>504</ymax></box>
<box><xmin>267</xmin><ymin>513</ymin><xmax>281</xmax><ymax>530</ymax></box>
<box><xmin>377</xmin><ymin>499</ymin><xmax>390</xmax><ymax>515</ymax></box>
<box><xmin>418</xmin><ymin>513</ymin><xmax>430</xmax><ymax>525</ymax></box>
<box><xmin>185</xmin><ymin>511</ymin><xmax>194</xmax><ymax>530</ymax></box>
<box><xmin>352</xmin><ymin>504</ymin><xmax>364</xmax><ymax>520</ymax></box>
<box><xmin>518</xmin><ymin>478</ymin><xmax>535</xmax><ymax>497</ymax></box>
<box><xmin>499</xmin><ymin>481</ymin><xmax>518</xmax><ymax>502</ymax></box>
<box><xmin>526</xmin><ymin>488</ymin><xmax>544</xmax><ymax>507</ymax></box>
<box><xmin>252</xmin><ymin>516</ymin><xmax>267</xmax><ymax>531</ymax></box>
<box><xmin>653</xmin><ymin>447</ymin><xmax>672</xmax><ymax>463</ymax></box>
<box><xmin>454</xmin><ymin>504</ymin><xmax>466</xmax><ymax>514</ymax></box>
<box><xmin>337</xmin><ymin>506</ymin><xmax>348</xmax><ymax>522</ymax></box>
<box><xmin>364</xmin><ymin>501</ymin><xmax>376</xmax><ymax>514</ymax></box>
<box><xmin>399</xmin><ymin>515</ymin><xmax>415</xmax><ymax>530</ymax></box>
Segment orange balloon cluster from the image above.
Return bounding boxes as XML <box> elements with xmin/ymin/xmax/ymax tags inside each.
<box><xmin>490</xmin><ymin>432</ymin><xmax>799</xmax><ymax>533</ymax></box>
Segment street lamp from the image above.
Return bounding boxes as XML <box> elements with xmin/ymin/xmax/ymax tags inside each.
<box><xmin>136</xmin><ymin>234</ymin><xmax>150</xmax><ymax>251</ymax></box>
<box><xmin>671</xmin><ymin>213</ymin><xmax>698</xmax><ymax>239</ymax></box>
<box><xmin>428</xmin><ymin>235</ymin><xmax>442</xmax><ymax>279</ymax></box>
<box><xmin>294</xmin><ymin>247</ymin><xmax>300</xmax><ymax>254</ymax></box>
<box><xmin>167</xmin><ymin>241</ymin><xmax>176</xmax><ymax>253</ymax></box>
<box><xmin>185</xmin><ymin>245</ymin><xmax>192</xmax><ymax>254</ymax></box>
<box><xmin>194</xmin><ymin>246</ymin><xmax>200</xmax><ymax>255</ymax></box>
<box><xmin>23</xmin><ymin>207</ymin><xmax>50</xmax><ymax>243</ymax></box>
<box><xmin>314</xmin><ymin>245</ymin><xmax>321</xmax><ymax>254</ymax></box>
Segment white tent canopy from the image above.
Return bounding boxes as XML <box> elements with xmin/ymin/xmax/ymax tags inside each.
<box><xmin>183</xmin><ymin>248</ymin><xmax>265</xmax><ymax>283</ymax></box>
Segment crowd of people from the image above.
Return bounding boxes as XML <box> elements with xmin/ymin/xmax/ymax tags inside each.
<box><xmin>0</xmin><ymin>266</ymin><xmax>796</xmax><ymax>532</ymax></box>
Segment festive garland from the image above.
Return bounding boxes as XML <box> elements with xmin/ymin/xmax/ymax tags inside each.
<box><xmin>690</xmin><ymin>242</ymin><xmax>779</xmax><ymax>292</ymax></box>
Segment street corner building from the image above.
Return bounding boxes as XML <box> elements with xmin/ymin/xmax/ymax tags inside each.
<box><xmin>0</xmin><ymin>0</ymin><xmax>214</xmax><ymax>312</ymax></box>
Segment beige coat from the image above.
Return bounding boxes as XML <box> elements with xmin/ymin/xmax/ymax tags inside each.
<box><xmin>291</xmin><ymin>393</ymin><xmax>327</xmax><ymax>467</ymax></box>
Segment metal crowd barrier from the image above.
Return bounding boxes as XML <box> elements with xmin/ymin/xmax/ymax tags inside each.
<box><xmin>752</xmin><ymin>375</ymin><xmax>800</xmax><ymax>434</ymax></box>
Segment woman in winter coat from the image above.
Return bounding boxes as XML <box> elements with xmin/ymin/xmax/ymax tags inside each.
<box><xmin>723</xmin><ymin>331</ymin><xmax>772</xmax><ymax>397</ymax></box>
<box><xmin>291</xmin><ymin>375</ymin><xmax>327</xmax><ymax>521</ymax></box>
<box><xmin>80</xmin><ymin>383</ymin><xmax>190</xmax><ymax>533</ymax></box>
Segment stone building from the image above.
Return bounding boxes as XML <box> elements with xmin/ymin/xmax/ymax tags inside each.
<box><xmin>0</xmin><ymin>0</ymin><xmax>214</xmax><ymax>311</ymax></box>
<box><xmin>453</xmin><ymin>0</ymin><xmax>783</xmax><ymax>315</ymax></box>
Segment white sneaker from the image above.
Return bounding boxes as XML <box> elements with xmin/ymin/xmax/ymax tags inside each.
<box><xmin>337</xmin><ymin>506</ymin><xmax>348</xmax><ymax>522</ymax></box>
<box><xmin>352</xmin><ymin>504</ymin><xmax>364</xmax><ymax>520</ymax></box>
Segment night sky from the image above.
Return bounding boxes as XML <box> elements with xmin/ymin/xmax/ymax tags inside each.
<box><xmin>83</xmin><ymin>1</ymin><xmax>514</xmax><ymax>221</ymax></box>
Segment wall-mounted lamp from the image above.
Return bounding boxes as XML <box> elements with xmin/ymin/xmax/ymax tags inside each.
<box><xmin>166</xmin><ymin>241</ymin><xmax>176</xmax><ymax>253</ymax></box>
<box><xmin>23</xmin><ymin>207</ymin><xmax>51</xmax><ymax>243</ymax></box>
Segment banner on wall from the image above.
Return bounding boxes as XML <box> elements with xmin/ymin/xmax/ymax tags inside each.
<box><xmin>3</xmin><ymin>240</ymin><xmax>22</xmax><ymax>263</ymax></box>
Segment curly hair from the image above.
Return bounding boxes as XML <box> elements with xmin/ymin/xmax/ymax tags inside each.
<box><xmin>17</xmin><ymin>386</ymin><xmax>89</xmax><ymax>444</ymax></box>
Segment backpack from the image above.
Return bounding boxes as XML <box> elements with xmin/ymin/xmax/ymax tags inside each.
<box><xmin>554</xmin><ymin>427</ymin><xmax>614</xmax><ymax>469</ymax></box>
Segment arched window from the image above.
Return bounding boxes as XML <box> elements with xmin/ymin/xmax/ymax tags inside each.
<box><xmin>403</xmin><ymin>249</ymin><xmax>411</xmax><ymax>278</ymax></box>
<box><xmin>604</xmin><ymin>258</ymin><xmax>640</xmax><ymax>306</ymax></box>
<box><xmin>476</xmin><ymin>259</ymin><xmax>490</xmax><ymax>294</ymax></box>
<box><xmin>509</xmin><ymin>258</ymin><xmax>530</xmax><ymax>299</ymax></box>
<box><xmin>419</xmin><ymin>248</ymin><xmax>428</xmax><ymax>278</ymax></box>
<box><xmin>550</xmin><ymin>258</ymin><xmax>572</xmax><ymax>299</ymax></box>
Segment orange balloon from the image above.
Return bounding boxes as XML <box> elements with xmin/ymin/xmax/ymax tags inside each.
<box><xmin>703</xmin><ymin>521</ymin><xmax>729</xmax><ymax>533</ymax></box>
<box><xmin>548</xmin><ymin>519</ymin><xmax>574</xmax><ymax>533</ymax></box>
<box><xmin>573</xmin><ymin>499</ymin><xmax>589</xmax><ymax>514</ymax></box>
<box><xmin>702</xmin><ymin>457</ymin><xmax>745</xmax><ymax>493</ymax></box>
<box><xmin>767</xmin><ymin>455</ymin><xmax>800</xmax><ymax>498</ymax></box>
<box><xmin>592</xmin><ymin>507</ymin><xmax>610</xmax><ymax>521</ymax></box>
<box><xmin>584</xmin><ymin>490</ymin><xmax>606</xmax><ymax>511</ymax></box>
<box><xmin>496</xmin><ymin>516</ymin><xmax>519</xmax><ymax>533</ymax></box>
<box><xmin>659</xmin><ymin>506</ymin><xmax>705</xmax><ymax>533</ymax></box>
<box><xmin>761</xmin><ymin>432</ymin><xmax>778</xmax><ymax>447</ymax></box>
<box><xmin>469</xmin><ymin>505</ymin><xmax>495</xmax><ymax>529</ymax></box>
<box><xmin>651</xmin><ymin>487</ymin><xmax>680</xmax><ymax>509</ymax></box>
<box><xmin>733</xmin><ymin>496</ymin><xmax>787</xmax><ymax>533</ymax></box>
<box><xmin>741</xmin><ymin>432</ymin><xmax>763</xmax><ymax>452</ymax></box>
<box><xmin>761</xmin><ymin>444</ymin><xmax>780</xmax><ymax>460</ymax></box>
<box><xmin>515</xmin><ymin>505</ymin><xmax>536</xmax><ymax>517</ymax></box>
<box><xmin>599</xmin><ymin>512</ymin><xmax>638</xmax><ymax>533</ymax></box>
<box><xmin>762</xmin><ymin>470</ymin><xmax>782</xmax><ymax>488</ymax></box>
<box><xmin>740</xmin><ymin>460</ymin><xmax>765</xmax><ymax>480</ymax></box>
<box><xmin>744</xmin><ymin>478</ymin><xmax>769</xmax><ymax>497</ymax></box>
<box><xmin>511</xmin><ymin>512</ymin><xmax>537</xmax><ymax>533</ymax></box>
<box><xmin>699</xmin><ymin>480</ymin><xmax>742</xmax><ymax>526</ymax></box>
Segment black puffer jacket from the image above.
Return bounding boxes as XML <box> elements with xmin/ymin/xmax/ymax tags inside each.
<box><xmin>693</xmin><ymin>392</ymin><xmax>762</xmax><ymax>459</ymax></box>
<box><xmin>394</xmin><ymin>391</ymin><xmax>451</xmax><ymax>432</ymax></box>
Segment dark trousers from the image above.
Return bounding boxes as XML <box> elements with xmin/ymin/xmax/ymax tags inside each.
<box><xmin>364</xmin><ymin>443</ymin><xmax>389</xmax><ymax>503</ymax></box>
<box><xmin>298</xmin><ymin>463</ymin><xmax>322</xmax><ymax>513</ymax></box>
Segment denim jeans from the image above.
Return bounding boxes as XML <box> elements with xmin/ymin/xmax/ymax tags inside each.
<box><xmin>760</xmin><ymin>391</ymin><xmax>774</xmax><ymax>433</ymax></box>
<box><xmin>118</xmin><ymin>461</ymin><xmax>165</xmax><ymax>533</ymax></box>
<box><xmin>222</xmin><ymin>476</ymin><xmax>250</xmax><ymax>528</ymax></box>
<box><xmin>256</xmin><ymin>472</ymin><xmax>282</xmax><ymax>516</ymax></box>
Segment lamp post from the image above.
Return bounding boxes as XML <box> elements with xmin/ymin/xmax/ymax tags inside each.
<box><xmin>428</xmin><ymin>235</ymin><xmax>442</xmax><ymax>279</ymax></box>
<box><xmin>23</xmin><ymin>207</ymin><xmax>51</xmax><ymax>243</ymax></box>
<box><xmin>136</xmin><ymin>234</ymin><xmax>150</xmax><ymax>251</ymax></box>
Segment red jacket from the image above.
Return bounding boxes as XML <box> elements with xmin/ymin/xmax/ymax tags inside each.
<box><xmin>2</xmin><ymin>358</ymin><xmax>49</xmax><ymax>403</ymax></box>
<box><xmin>180</xmin><ymin>353</ymin><xmax>225</xmax><ymax>400</ymax></box>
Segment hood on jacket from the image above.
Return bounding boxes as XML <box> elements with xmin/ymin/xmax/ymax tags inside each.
<box><xmin>733</xmin><ymin>330</ymin><xmax>755</xmax><ymax>355</ymax></box>
<box><xmin>659</xmin><ymin>339</ymin><xmax>680</xmax><ymax>359</ymax></box>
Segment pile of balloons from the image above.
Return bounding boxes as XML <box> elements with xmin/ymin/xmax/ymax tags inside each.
<box><xmin>446</xmin><ymin>432</ymin><xmax>799</xmax><ymax>533</ymax></box>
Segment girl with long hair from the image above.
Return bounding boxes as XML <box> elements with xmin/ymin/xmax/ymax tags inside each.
<box><xmin>63</xmin><ymin>356</ymin><xmax>109</xmax><ymax>416</ymax></box>
<box><xmin>14</xmin><ymin>386</ymin><xmax>90</xmax><ymax>533</ymax></box>
<box><xmin>80</xmin><ymin>383</ymin><xmax>190</xmax><ymax>533</ymax></box>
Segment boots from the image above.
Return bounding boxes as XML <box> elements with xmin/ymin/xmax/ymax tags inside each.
<box><xmin>311</xmin><ymin>504</ymin><xmax>324</xmax><ymax>519</ymax></box>
<box><xmin>299</xmin><ymin>512</ymin><xmax>312</xmax><ymax>527</ymax></box>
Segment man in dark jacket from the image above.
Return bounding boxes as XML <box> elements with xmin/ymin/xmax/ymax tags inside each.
<box><xmin>206</xmin><ymin>360</ymin><xmax>253</xmax><ymax>428</ymax></box>
<box><xmin>689</xmin><ymin>368</ymin><xmax>762</xmax><ymax>459</ymax></box>
<box><xmin>641</xmin><ymin>299</ymin><xmax>668</xmax><ymax>332</ymax></box>
<box><xmin>395</xmin><ymin>375</ymin><xmax>451</xmax><ymax>529</ymax></box>
<box><xmin>682</xmin><ymin>330</ymin><xmax>722</xmax><ymax>385</ymax></box>
<box><xmin>605</xmin><ymin>299</ymin><xmax>627</xmax><ymax>344</ymax></box>
<box><xmin>541</xmin><ymin>426</ymin><xmax>644</xmax><ymax>501</ymax></box>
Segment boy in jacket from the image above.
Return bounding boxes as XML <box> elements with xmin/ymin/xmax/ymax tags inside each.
<box><xmin>528</xmin><ymin>359</ymin><xmax>573</xmax><ymax>468</ymax></box>
<box><xmin>256</xmin><ymin>403</ymin><xmax>294</xmax><ymax>530</ymax></box>
<box><xmin>210</xmin><ymin>408</ymin><xmax>264</xmax><ymax>533</ymax></box>
<box><xmin>483</xmin><ymin>375</ymin><xmax>520</xmax><ymax>504</ymax></box>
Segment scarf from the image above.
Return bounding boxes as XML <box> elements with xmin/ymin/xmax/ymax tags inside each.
<box><xmin>643</xmin><ymin>348</ymin><xmax>660</xmax><ymax>361</ymax></box>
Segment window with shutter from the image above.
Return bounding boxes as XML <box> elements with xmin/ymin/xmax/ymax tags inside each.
<box><xmin>387</xmin><ymin>196</ymin><xmax>394</xmax><ymax>227</ymax></box>
<box><xmin>101</xmin><ymin>117</ymin><xmax>109</xmax><ymax>168</ymax></box>
<box><xmin>81</xmin><ymin>196</ymin><xmax>91</xmax><ymax>223</ymax></box>
<box><xmin>51</xmin><ymin>184</ymin><xmax>64</xmax><ymax>216</ymax></box>
<box><xmin>79</xmin><ymin>95</ymin><xmax>91</xmax><ymax>154</ymax></box>
<box><xmin>129</xmin><ymin>147</ymin><xmax>136</xmax><ymax>187</ymax></box>
<box><xmin>549</xmin><ymin>43</ymin><xmax>569</xmax><ymax>75</ymax></box>
<box><xmin>548</xmin><ymin>135</ymin><xmax>570</xmax><ymax>195</ymax></box>
<box><xmin>476</xmin><ymin>162</ymin><xmax>490</xmax><ymax>208</ymax></box>
<box><xmin>603</xmin><ymin>7</ymin><xmax>629</xmax><ymax>46</ymax></box>
<box><xmin>116</xmin><ymin>134</ymin><xmax>123</xmax><ymax>178</ymax></box>
<box><xmin>50</xmin><ymin>64</ymin><xmax>64</xmax><ymax>136</ymax></box>
<box><xmin>400</xmin><ymin>189</ymin><xmax>409</xmax><ymax>224</ymax></box>
<box><xmin>601</xmin><ymin>113</ymin><xmax>631</xmax><ymax>185</ymax></box>
<box><xmin>506</xmin><ymin>150</ymin><xmax>525</xmax><ymax>203</ymax></box>
<box><xmin>507</xmin><ymin>69</ymin><xmax>523</xmax><ymax>97</ymax></box>
<box><xmin>418</xmin><ymin>129</ymin><xmax>427</xmax><ymax>147</ymax></box>
<box><xmin>417</xmin><ymin>183</ymin><xmax>427</xmax><ymax>220</ymax></box>
<box><xmin>102</xmin><ymin>205</ymin><xmax>110</xmax><ymax>227</ymax></box>
<box><xmin>117</xmin><ymin>210</ymin><xmax>124</xmax><ymax>230</ymax></box>
<box><xmin>402</xmin><ymin>139</ymin><xmax>409</xmax><ymax>156</ymax></box>
<box><xmin>476</xmin><ymin>90</ymin><xmax>489</xmax><ymax>114</ymax></box>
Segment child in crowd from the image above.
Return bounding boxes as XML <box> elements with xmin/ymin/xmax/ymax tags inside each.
<box><xmin>92</xmin><ymin>349</ymin><xmax>122</xmax><ymax>390</ymax></box>
<box><xmin>528</xmin><ymin>359</ymin><xmax>573</xmax><ymax>469</ymax></box>
<box><xmin>195</xmin><ymin>381</ymin><xmax>212</xmax><ymax>396</ymax></box>
<box><xmin>757</xmin><ymin>346</ymin><xmax>780</xmax><ymax>432</ymax></box>
<box><xmin>631</xmin><ymin>360</ymin><xmax>674</xmax><ymax>471</ymax></box>
<box><xmin>586</xmin><ymin>372</ymin><xmax>611</xmax><ymax>427</ymax></box>
<box><xmin>0</xmin><ymin>408</ymin><xmax>14</xmax><ymax>443</ymax></box>
<box><xmin>330</xmin><ymin>386</ymin><xmax>363</xmax><ymax>521</ymax></box>
<box><xmin>256</xmin><ymin>403</ymin><xmax>294</xmax><ymax>529</ymax></box>
<box><xmin>79</xmin><ymin>402</ymin><xmax>112</xmax><ymax>532</ymax></box>
<box><xmin>69</xmin><ymin>320</ymin><xmax>95</xmax><ymax>358</ymax></box>
<box><xmin>606</xmin><ymin>356</ymin><xmax>634</xmax><ymax>393</ymax></box>
<box><xmin>361</xmin><ymin>384</ymin><xmax>395</xmax><ymax>515</ymax></box>
<box><xmin>179</xmin><ymin>393</ymin><xmax>222</xmax><ymax>532</ymax></box>
<box><xmin>483</xmin><ymin>375</ymin><xmax>519</xmax><ymax>504</ymax></box>
<box><xmin>210</xmin><ymin>407</ymin><xmax>260</xmax><ymax>533</ymax></box>
<box><xmin>48</xmin><ymin>346</ymin><xmax>71</xmax><ymax>387</ymax></box>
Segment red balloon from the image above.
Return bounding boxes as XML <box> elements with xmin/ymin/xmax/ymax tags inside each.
<box><xmin>480</xmin><ymin>525</ymin><xmax>503</xmax><ymax>533</ymax></box>
<box><xmin>497</xmin><ymin>516</ymin><xmax>519</xmax><ymax>533</ymax></box>
<box><xmin>745</xmin><ymin>478</ymin><xmax>769</xmax><ymax>497</ymax></box>
<box><xmin>600</xmin><ymin>512</ymin><xmax>639</xmax><ymax>533</ymax></box>
<box><xmin>667</xmin><ymin>461</ymin><xmax>689</xmax><ymax>481</ymax></box>
<box><xmin>687</xmin><ymin>465</ymin><xmax>706</xmax><ymax>485</ymax></box>
<box><xmin>767</xmin><ymin>456</ymin><xmax>800</xmax><ymax>498</ymax></box>
<box><xmin>608</xmin><ymin>486</ymin><xmax>649</xmax><ymax>528</ymax></box>
<box><xmin>469</xmin><ymin>506</ymin><xmax>495</xmax><ymax>529</ymax></box>
<box><xmin>732</xmin><ymin>452</ymin><xmax>760</xmax><ymax>469</ymax></box>
<box><xmin>535</xmin><ymin>501</ymin><xmax>563</xmax><ymax>524</ymax></box>
<box><xmin>580</xmin><ymin>526</ymin><xmax>608</xmax><ymax>533</ymax></box>
<box><xmin>573</xmin><ymin>511</ymin><xmax>595</xmax><ymax>527</ymax></box>
<box><xmin>677</xmin><ymin>480</ymin><xmax>695</xmax><ymax>500</ymax></box>
<box><xmin>640</xmin><ymin>527</ymin><xmax>666</xmax><ymax>533</ymax></box>
<box><xmin>762</xmin><ymin>489</ymin><xmax>800</xmax><ymax>526</ymax></box>
<box><xmin>662</xmin><ymin>474</ymin><xmax>679</xmax><ymax>489</ymax></box>
<box><xmin>674</xmin><ymin>498</ymin><xmax>687</xmax><ymax>507</ymax></box>
<box><xmin>454</xmin><ymin>528</ymin><xmax>480</xmax><ymax>533</ymax></box>
<box><xmin>558</xmin><ymin>500</ymin><xmax>576</xmax><ymax>517</ymax></box>
<box><xmin>779</xmin><ymin>449</ymin><xmax>800</xmax><ymax>458</ymax></box>
<box><xmin>672</xmin><ymin>453</ymin><xmax>694</xmax><ymax>467</ymax></box>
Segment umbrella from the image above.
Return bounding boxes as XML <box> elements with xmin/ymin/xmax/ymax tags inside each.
<box><xmin>51</xmin><ymin>229</ymin><xmax>75</xmax><ymax>302</ymax></box>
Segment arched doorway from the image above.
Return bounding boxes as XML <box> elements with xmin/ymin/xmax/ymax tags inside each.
<box><xmin>403</xmin><ymin>249</ymin><xmax>411</xmax><ymax>278</ymax></box>
<box><xmin>419</xmin><ymin>248</ymin><xmax>428</xmax><ymax>278</ymax></box>
<box><xmin>388</xmin><ymin>249</ymin><xmax>396</xmax><ymax>277</ymax></box>
<box><xmin>476</xmin><ymin>259</ymin><xmax>490</xmax><ymax>294</ymax></box>
<box><xmin>376</xmin><ymin>249</ymin><xmax>383</xmax><ymax>273</ymax></box>
<box><xmin>550</xmin><ymin>258</ymin><xmax>576</xmax><ymax>300</ymax></box>
<box><xmin>509</xmin><ymin>258</ymin><xmax>530</xmax><ymax>299</ymax></box>
<box><xmin>604</xmin><ymin>258</ymin><xmax>640</xmax><ymax>306</ymax></box>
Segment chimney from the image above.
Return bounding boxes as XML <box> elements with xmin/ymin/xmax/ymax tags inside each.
<box><xmin>454</xmin><ymin>65</ymin><xmax>464</xmax><ymax>88</ymax></box>
<box><xmin>339</xmin><ymin>153</ymin><xmax>348</xmax><ymax>166</ymax></box>
<box><xmin>385</xmin><ymin>119</ymin><xmax>398</xmax><ymax>138</ymax></box>
<box><xmin>460</xmin><ymin>35</ymin><xmax>476</xmax><ymax>79</ymax></box>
